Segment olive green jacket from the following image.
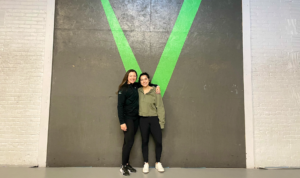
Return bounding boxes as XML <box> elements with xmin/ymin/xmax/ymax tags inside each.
<box><xmin>138</xmin><ymin>87</ymin><xmax>165</xmax><ymax>129</ymax></box>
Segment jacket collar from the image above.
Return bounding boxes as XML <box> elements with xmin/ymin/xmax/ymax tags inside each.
<box><xmin>138</xmin><ymin>86</ymin><xmax>155</xmax><ymax>94</ymax></box>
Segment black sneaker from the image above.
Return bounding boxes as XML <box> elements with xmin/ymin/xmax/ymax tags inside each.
<box><xmin>120</xmin><ymin>165</ymin><xmax>130</xmax><ymax>176</ymax></box>
<box><xmin>126</xmin><ymin>164</ymin><xmax>137</xmax><ymax>173</ymax></box>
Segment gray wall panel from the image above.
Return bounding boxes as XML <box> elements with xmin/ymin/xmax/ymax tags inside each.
<box><xmin>48</xmin><ymin>0</ymin><xmax>245</xmax><ymax>167</ymax></box>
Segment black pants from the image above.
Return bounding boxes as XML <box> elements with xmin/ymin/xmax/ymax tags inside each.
<box><xmin>140</xmin><ymin>116</ymin><xmax>162</xmax><ymax>162</ymax></box>
<box><xmin>122</xmin><ymin>118</ymin><xmax>139</xmax><ymax>165</ymax></box>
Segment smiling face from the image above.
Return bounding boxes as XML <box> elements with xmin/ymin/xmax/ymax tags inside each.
<box><xmin>140</xmin><ymin>75</ymin><xmax>150</xmax><ymax>87</ymax></box>
<box><xmin>127</xmin><ymin>72</ymin><xmax>137</xmax><ymax>84</ymax></box>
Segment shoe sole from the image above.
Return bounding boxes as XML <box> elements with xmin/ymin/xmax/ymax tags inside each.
<box><xmin>143</xmin><ymin>170</ymin><xmax>149</xmax><ymax>174</ymax></box>
<box><xmin>128</xmin><ymin>170</ymin><xmax>136</xmax><ymax>173</ymax></box>
<box><xmin>120</xmin><ymin>168</ymin><xmax>130</xmax><ymax>176</ymax></box>
<box><xmin>156</xmin><ymin>168</ymin><xmax>164</xmax><ymax>173</ymax></box>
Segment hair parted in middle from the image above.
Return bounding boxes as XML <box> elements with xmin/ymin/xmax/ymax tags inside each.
<box><xmin>138</xmin><ymin>72</ymin><xmax>152</xmax><ymax>86</ymax></box>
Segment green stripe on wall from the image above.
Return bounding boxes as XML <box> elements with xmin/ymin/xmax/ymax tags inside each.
<box><xmin>152</xmin><ymin>0</ymin><xmax>202</xmax><ymax>96</ymax></box>
<box><xmin>101</xmin><ymin>0</ymin><xmax>202</xmax><ymax>96</ymax></box>
<box><xmin>101</xmin><ymin>0</ymin><xmax>142</xmax><ymax>76</ymax></box>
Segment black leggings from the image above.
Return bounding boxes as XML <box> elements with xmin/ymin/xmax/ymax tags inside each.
<box><xmin>122</xmin><ymin>118</ymin><xmax>139</xmax><ymax>165</ymax></box>
<box><xmin>140</xmin><ymin>116</ymin><xmax>162</xmax><ymax>162</ymax></box>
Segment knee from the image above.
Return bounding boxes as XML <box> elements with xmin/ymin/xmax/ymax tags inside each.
<box><xmin>126</xmin><ymin>138</ymin><xmax>134</xmax><ymax>145</ymax></box>
<box><xmin>124</xmin><ymin>136</ymin><xmax>134</xmax><ymax>145</ymax></box>
<box><xmin>156</xmin><ymin>141</ymin><xmax>162</xmax><ymax>148</ymax></box>
<box><xmin>142</xmin><ymin>140</ymin><xmax>149</xmax><ymax>146</ymax></box>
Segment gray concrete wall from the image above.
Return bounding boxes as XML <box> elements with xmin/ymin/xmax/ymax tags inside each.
<box><xmin>47</xmin><ymin>0</ymin><xmax>245</xmax><ymax>167</ymax></box>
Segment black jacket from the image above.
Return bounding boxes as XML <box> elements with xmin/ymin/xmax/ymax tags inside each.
<box><xmin>117</xmin><ymin>82</ymin><xmax>156</xmax><ymax>125</ymax></box>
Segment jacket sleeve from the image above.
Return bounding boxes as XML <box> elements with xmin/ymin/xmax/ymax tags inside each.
<box><xmin>155</xmin><ymin>93</ymin><xmax>165</xmax><ymax>129</ymax></box>
<box><xmin>117</xmin><ymin>89</ymin><xmax>126</xmax><ymax>125</ymax></box>
<box><xmin>149</xmin><ymin>83</ymin><xmax>157</xmax><ymax>87</ymax></box>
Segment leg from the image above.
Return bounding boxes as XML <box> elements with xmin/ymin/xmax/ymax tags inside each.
<box><xmin>149</xmin><ymin>117</ymin><xmax>163</xmax><ymax>162</ymax></box>
<box><xmin>126</xmin><ymin>118</ymin><xmax>140</xmax><ymax>165</ymax></box>
<box><xmin>140</xmin><ymin>117</ymin><xmax>150</xmax><ymax>162</ymax></box>
<box><xmin>122</xmin><ymin>119</ymin><xmax>135</xmax><ymax>165</ymax></box>
<box><xmin>126</xmin><ymin>118</ymin><xmax>139</xmax><ymax>173</ymax></box>
<box><xmin>133</xmin><ymin>118</ymin><xmax>140</xmax><ymax>136</ymax></box>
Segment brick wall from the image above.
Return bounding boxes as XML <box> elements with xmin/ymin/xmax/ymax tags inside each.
<box><xmin>0</xmin><ymin>0</ymin><xmax>48</xmax><ymax>166</ymax></box>
<box><xmin>250</xmin><ymin>0</ymin><xmax>300</xmax><ymax>167</ymax></box>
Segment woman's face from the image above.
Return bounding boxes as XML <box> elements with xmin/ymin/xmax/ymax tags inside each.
<box><xmin>140</xmin><ymin>75</ymin><xmax>149</xmax><ymax>87</ymax></box>
<box><xmin>127</xmin><ymin>72</ymin><xmax>137</xmax><ymax>84</ymax></box>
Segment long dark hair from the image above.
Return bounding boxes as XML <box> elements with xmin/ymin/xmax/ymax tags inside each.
<box><xmin>138</xmin><ymin>72</ymin><xmax>152</xmax><ymax>86</ymax></box>
<box><xmin>117</xmin><ymin>69</ymin><xmax>137</xmax><ymax>93</ymax></box>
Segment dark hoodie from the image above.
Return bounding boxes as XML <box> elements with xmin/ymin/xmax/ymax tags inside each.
<box><xmin>117</xmin><ymin>82</ymin><xmax>157</xmax><ymax>125</ymax></box>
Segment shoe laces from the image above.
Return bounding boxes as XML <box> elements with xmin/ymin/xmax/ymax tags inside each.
<box><xmin>157</xmin><ymin>162</ymin><xmax>163</xmax><ymax>167</ymax></box>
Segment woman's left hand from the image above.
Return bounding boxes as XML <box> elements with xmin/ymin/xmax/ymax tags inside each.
<box><xmin>156</xmin><ymin>86</ymin><xmax>161</xmax><ymax>94</ymax></box>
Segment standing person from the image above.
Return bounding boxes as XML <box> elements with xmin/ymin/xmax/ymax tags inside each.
<box><xmin>117</xmin><ymin>69</ymin><xmax>160</xmax><ymax>176</ymax></box>
<box><xmin>138</xmin><ymin>72</ymin><xmax>165</xmax><ymax>174</ymax></box>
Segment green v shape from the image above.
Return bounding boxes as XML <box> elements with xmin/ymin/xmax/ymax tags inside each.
<box><xmin>101</xmin><ymin>0</ymin><xmax>202</xmax><ymax>97</ymax></box>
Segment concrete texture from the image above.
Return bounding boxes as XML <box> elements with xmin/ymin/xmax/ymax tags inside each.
<box><xmin>1</xmin><ymin>168</ymin><xmax>300</xmax><ymax>178</ymax></box>
<box><xmin>47</xmin><ymin>0</ymin><xmax>245</xmax><ymax>167</ymax></box>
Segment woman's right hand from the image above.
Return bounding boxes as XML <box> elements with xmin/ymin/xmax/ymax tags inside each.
<box><xmin>120</xmin><ymin>123</ymin><xmax>127</xmax><ymax>131</ymax></box>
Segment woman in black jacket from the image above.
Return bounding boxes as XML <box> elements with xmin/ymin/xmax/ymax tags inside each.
<box><xmin>117</xmin><ymin>69</ymin><xmax>160</xmax><ymax>176</ymax></box>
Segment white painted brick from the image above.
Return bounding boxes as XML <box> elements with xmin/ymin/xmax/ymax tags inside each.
<box><xmin>250</xmin><ymin>0</ymin><xmax>300</xmax><ymax>167</ymax></box>
<box><xmin>0</xmin><ymin>0</ymin><xmax>50</xmax><ymax>166</ymax></box>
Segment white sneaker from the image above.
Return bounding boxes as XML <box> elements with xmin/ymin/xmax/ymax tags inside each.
<box><xmin>143</xmin><ymin>163</ymin><xmax>149</xmax><ymax>174</ymax></box>
<box><xmin>155</xmin><ymin>162</ymin><xmax>164</xmax><ymax>173</ymax></box>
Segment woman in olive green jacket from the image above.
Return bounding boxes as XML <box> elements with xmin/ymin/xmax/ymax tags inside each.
<box><xmin>138</xmin><ymin>72</ymin><xmax>165</xmax><ymax>174</ymax></box>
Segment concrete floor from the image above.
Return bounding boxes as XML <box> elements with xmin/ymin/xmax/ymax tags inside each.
<box><xmin>1</xmin><ymin>168</ymin><xmax>300</xmax><ymax>178</ymax></box>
